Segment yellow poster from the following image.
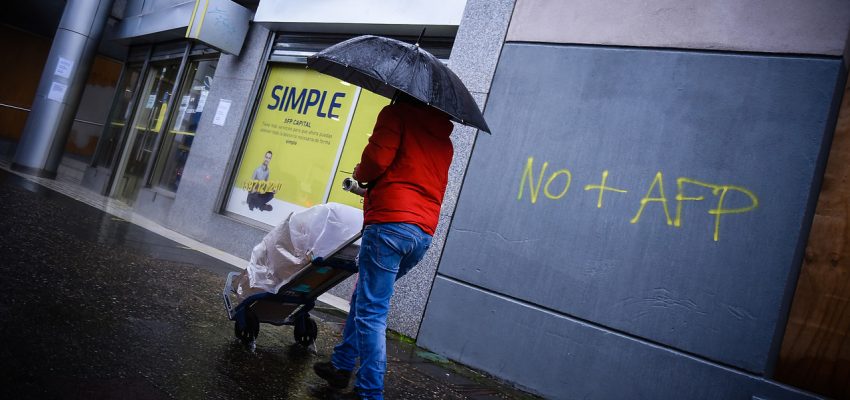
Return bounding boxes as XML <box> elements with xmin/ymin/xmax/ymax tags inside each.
<box><xmin>226</xmin><ymin>63</ymin><xmax>395</xmax><ymax>226</ymax></box>
<box><xmin>226</xmin><ymin>64</ymin><xmax>358</xmax><ymax>222</ymax></box>
<box><xmin>326</xmin><ymin>89</ymin><xmax>390</xmax><ymax>208</ymax></box>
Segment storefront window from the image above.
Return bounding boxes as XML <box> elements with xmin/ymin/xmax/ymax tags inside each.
<box><xmin>224</xmin><ymin>63</ymin><xmax>389</xmax><ymax>226</ymax></box>
<box><xmin>153</xmin><ymin>59</ymin><xmax>218</xmax><ymax>192</ymax></box>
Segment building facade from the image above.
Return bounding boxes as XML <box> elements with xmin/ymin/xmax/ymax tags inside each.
<box><xmin>5</xmin><ymin>0</ymin><xmax>850</xmax><ymax>399</ymax></box>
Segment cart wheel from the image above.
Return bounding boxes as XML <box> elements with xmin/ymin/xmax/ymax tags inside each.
<box><xmin>293</xmin><ymin>315</ymin><xmax>318</xmax><ymax>347</ymax></box>
<box><xmin>235</xmin><ymin>308</ymin><xmax>260</xmax><ymax>349</ymax></box>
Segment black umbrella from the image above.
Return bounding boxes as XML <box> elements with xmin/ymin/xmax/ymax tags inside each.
<box><xmin>306</xmin><ymin>34</ymin><xmax>491</xmax><ymax>133</ymax></box>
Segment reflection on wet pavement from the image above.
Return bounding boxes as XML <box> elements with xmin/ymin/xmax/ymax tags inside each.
<box><xmin>0</xmin><ymin>169</ymin><xmax>536</xmax><ymax>399</ymax></box>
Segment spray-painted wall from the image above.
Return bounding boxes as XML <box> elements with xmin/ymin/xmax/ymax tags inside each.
<box><xmin>418</xmin><ymin>1</ymin><xmax>850</xmax><ymax>398</ymax></box>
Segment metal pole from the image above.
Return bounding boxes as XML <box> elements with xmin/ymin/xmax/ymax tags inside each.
<box><xmin>12</xmin><ymin>0</ymin><xmax>115</xmax><ymax>178</ymax></box>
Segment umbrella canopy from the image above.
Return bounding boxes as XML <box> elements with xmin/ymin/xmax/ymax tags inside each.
<box><xmin>306</xmin><ymin>35</ymin><xmax>491</xmax><ymax>133</ymax></box>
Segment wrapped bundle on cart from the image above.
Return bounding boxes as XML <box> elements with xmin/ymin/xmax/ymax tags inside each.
<box><xmin>223</xmin><ymin>203</ymin><xmax>362</xmax><ymax>350</ymax></box>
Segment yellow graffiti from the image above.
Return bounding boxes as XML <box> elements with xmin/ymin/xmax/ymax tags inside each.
<box><xmin>630</xmin><ymin>172</ymin><xmax>673</xmax><ymax>225</ymax></box>
<box><xmin>584</xmin><ymin>170</ymin><xmax>627</xmax><ymax>208</ymax></box>
<box><xmin>518</xmin><ymin>157</ymin><xmax>572</xmax><ymax>203</ymax></box>
<box><xmin>518</xmin><ymin>157</ymin><xmax>546</xmax><ymax>204</ymax></box>
<box><xmin>545</xmin><ymin>169</ymin><xmax>572</xmax><ymax>200</ymax></box>
<box><xmin>711</xmin><ymin>185</ymin><xmax>758</xmax><ymax>241</ymax></box>
<box><xmin>516</xmin><ymin>157</ymin><xmax>759</xmax><ymax>242</ymax></box>
<box><xmin>675</xmin><ymin>178</ymin><xmax>758</xmax><ymax>241</ymax></box>
<box><xmin>675</xmin><ymin>177</ymin><xmax>708</xmax><ymax>227</ymax></box>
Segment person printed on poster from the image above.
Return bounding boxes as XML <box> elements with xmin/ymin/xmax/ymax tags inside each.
<box><xmin>247</xmin><ymin>150</ymin><xmax>276</xmax><ymax>211</ymax></box>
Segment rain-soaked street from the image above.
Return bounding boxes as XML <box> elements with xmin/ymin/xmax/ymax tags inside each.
<box><xmin>0</xmin><ymin>169</ymin><xmax>537</xmax><ymax>400</ymax></box>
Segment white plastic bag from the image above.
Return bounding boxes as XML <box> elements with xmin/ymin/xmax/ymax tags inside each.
<box><xmin>235</xmin><ymin>202</ymin><xmax>362</xmax><ymax>302</ymax></box>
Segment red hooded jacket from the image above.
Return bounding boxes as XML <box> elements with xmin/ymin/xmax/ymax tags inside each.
<box><xmin>353</xmin><ymin>101</ymin><xmax>454</xmax><ymax>235</ymax></box>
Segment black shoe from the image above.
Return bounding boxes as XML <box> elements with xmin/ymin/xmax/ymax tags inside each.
<box><xmin>313</xmin><ymin>361</ymin><xmax>352</xmax><ymax>389</ymax></box>
<box><xmin>261</xmin><ymin>204</ymin><xmax>273</xmax><ymax>211</ymax></box>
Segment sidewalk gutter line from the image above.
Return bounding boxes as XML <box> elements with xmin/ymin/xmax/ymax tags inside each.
<box><xmin>0</xmin><ymin>162</ymin><xmax>350</xmax><ymax>312</ymax></box>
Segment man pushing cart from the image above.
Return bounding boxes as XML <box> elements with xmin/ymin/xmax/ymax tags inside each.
<box><xmin>226</xmin><ymin>30</ymin><xmax>490</xmax><ymax>400</ymax></box>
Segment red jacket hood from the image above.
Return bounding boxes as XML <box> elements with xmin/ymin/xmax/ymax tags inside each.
<box><xmin>396</xmin><ymin>101</ymin><xmax>454</xmax><ymax>139</ymax></box>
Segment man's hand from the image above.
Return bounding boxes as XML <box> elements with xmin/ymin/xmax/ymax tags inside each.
<box><xmin>353</xmin><ymin>163</ymin><xmax>361</xmax><ymax>182</ymax></box>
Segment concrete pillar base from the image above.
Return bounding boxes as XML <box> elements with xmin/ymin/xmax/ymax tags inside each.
<box><xmin>11</xmin><ymin>163</ymin><xmax>57</xmax><ymax>179</ymax></box>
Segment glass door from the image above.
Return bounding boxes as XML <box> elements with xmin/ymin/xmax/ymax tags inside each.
<box><xmin>151</xmin><ymin>59</ymin><xmax>218</xmax><ymax>192</ymax></box>
<box><xmin>111</xmin><ymin>62</ymin><xmax>179</xmax><ymax>205</ymax></box>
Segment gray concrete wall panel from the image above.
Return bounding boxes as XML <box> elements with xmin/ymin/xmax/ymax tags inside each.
<box><xmin>448</xmin><ymin>0</ymin><xmax>515</xmax><ymax>94</ymax></box>
<box><xmin>418</xmin><ymin>277</ymin><xmax>822</xmax><ymax>400</ymax></box>
<box><xmin>435</xmin><ymin>43</ymin><xmax>844</xmax><ymax>373</ymax></box>
<box><xmin>507</xmin><ymin>0</ymin><xmax>850</xmax><ymax>59</ymax></box>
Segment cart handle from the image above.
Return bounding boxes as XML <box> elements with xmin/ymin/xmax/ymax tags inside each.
<box><xmin>223</xmin><ymin>271</ymin><xmax>240</xmax><ymax>320</ymax></box>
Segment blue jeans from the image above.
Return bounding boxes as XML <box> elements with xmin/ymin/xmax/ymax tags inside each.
<box><xmin>331</xmin><ymin>223</ymin><xmax>432</xmax><ymax>400</ymax></box>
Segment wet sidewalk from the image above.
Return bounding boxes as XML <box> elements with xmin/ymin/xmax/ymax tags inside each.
<box><xmin>0</xmin><ymin>168</ymin><xmax>538</xmax><ymax>400</ymax></box>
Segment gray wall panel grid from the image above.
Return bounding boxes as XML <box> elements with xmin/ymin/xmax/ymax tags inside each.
<box><xmin>418</xmin><ymin>277</ymin><xmax>823</xmax><ymax>400</ymax></box>
<box><xmin>433</xmin><ymin>42</ymin><xmax>844</xmax><ymax>374</ymax></box>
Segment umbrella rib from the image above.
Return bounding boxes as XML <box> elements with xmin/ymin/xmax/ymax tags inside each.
<box><xmin>386</xmin><ymin>43</ymin><xmax>416</xmax><ymax>89</ymax></box>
